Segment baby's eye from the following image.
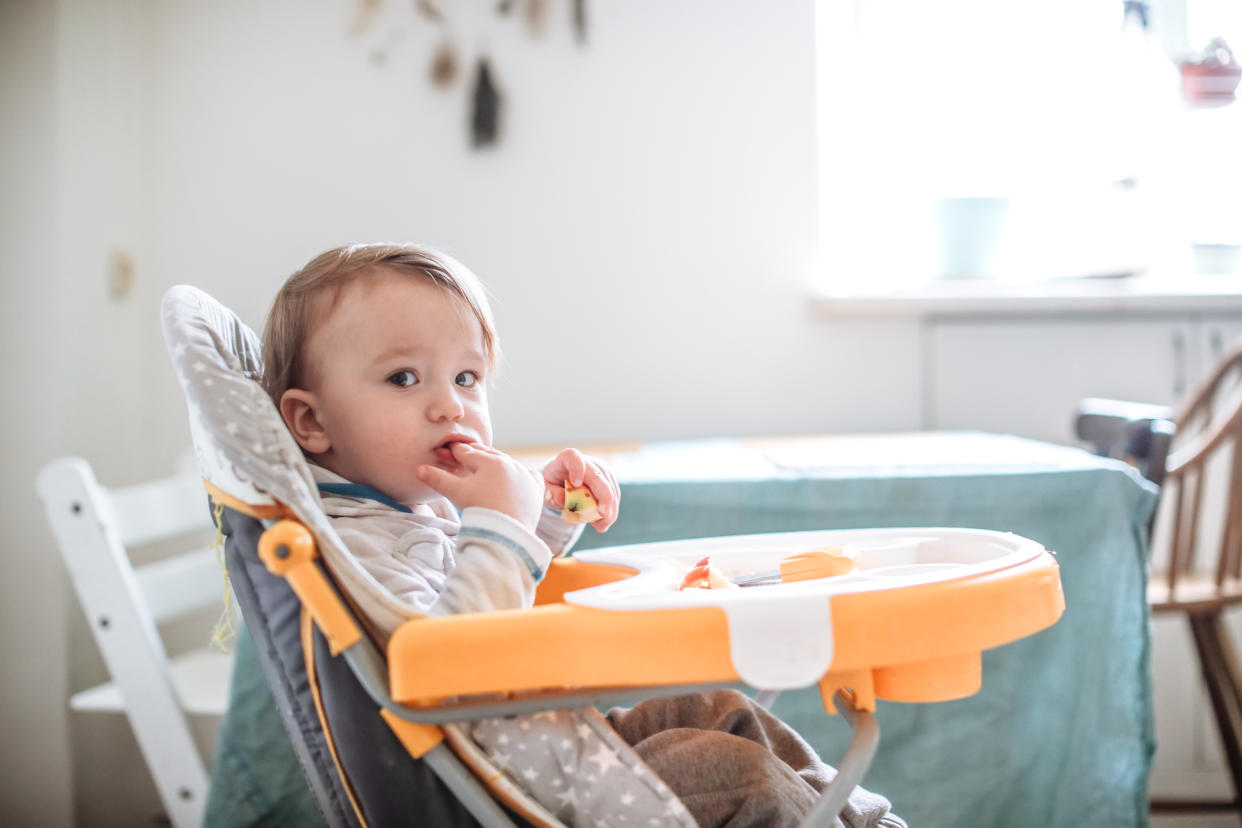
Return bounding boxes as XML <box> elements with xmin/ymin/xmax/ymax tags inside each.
<box><xmin>388</xmin><ymin>370</ymin><xmax>418</xmax><ymax>388</ymax></box>
<box><xmin>455</xmin><ymin>371</ymin><xmax>480</xmax><ymax>388</ymax></box>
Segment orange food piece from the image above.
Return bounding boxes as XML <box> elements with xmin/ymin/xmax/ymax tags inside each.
<box><xmin>781</xmin><ymin>545</ymin><xmax>859</xmax><ymax>581</ymax></box>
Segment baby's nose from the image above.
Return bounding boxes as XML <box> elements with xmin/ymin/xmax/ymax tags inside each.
<box><xmin>428</xmin><ymin>386</ymin><xmax>465</xmax><ymax>420</ymax></box>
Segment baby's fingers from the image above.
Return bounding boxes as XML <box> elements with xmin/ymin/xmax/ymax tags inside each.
<box><xmin>447</xmin><ymin>440</ymin><xmax>490</xmax><ymax>469</ymax></box>
<box><xmin>543</xmin><ymin>448</ymin><xmax>588</xmax><ymax>488</ymax></box>
<box><xmin>545</xmin><ymin>481</ymin><xmax>567</xmax><ymax>509</ymax></box>
<box><xmin>416</xmin><ymin>464</ymin><xmax>466</xmax><ymax>501</ymax></box>
<box><xmin>582</xmin><ymin>466</ymin><xmax>620</xmax><ymax>531</ymax></box>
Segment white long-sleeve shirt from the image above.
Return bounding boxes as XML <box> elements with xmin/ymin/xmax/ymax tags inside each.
<box><xmin>310</xmin><ymin>463</ymin><xmax>582</xmax><ymax>616</ymax></box>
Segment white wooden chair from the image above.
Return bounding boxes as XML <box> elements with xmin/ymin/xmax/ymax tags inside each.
<box><xmin>36</xmin><ymin>456</ymin><xmax>234</xmax><ymax>828</ymax></box>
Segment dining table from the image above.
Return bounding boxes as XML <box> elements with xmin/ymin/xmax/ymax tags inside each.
<box><xmin>204</xmin><ymin>431</ymin><xmax>1159</xmax><ymax>827</ymax></box>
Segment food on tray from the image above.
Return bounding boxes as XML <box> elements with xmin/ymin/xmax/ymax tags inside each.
<box><xmin>783</xmin><ymin>545</ymin><xmax>859</xmax><ymax>581</ymax></box>
<box><xmin>676</xmin><ymin>545</ymin><xmax>861</xmax><ymax>591</ymax></box>
<box><xmin>561</xmin><ymin>482</ymin><xmax>602</xmax><ymax>524</ymax></box>
<box><xmin>727</xmin><ymin>544</ymin><xmax>862</xmax><ymax>587</ymax></box>
<box><xmin>677</xmin><ymin>556</ymin><xmax>740</xmax><ymax>591</ymax></box>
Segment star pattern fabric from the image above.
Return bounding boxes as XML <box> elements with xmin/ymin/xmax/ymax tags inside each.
<box><xmin>469</xmin><ymin>708</ymin><xmax>696</xmax><ymax>828</ymax></box>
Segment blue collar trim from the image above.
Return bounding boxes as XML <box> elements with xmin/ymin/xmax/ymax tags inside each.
<box><xmin>316</xmin><ymin>482</ymin><xmax>414</xmax><ymax>514</ymax></box>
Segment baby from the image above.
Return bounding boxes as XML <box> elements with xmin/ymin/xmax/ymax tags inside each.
<box><xmin>262</xmin><ymin>243</ymin><xmax>903</xmax><ymax>828</ymax></box>
<box><xmin>263</xmin><ymin>242</ymin><xmax>608</xmax><ymax>617</ymax></box>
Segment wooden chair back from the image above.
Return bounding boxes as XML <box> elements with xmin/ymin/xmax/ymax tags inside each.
<box><xmin>1152</xmin><ymin>342</ymin><xmax>1242</xmax><ymax>609</ymax></box>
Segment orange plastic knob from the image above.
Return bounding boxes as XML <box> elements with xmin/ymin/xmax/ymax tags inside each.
<box><xmin>258</xmin><ymin>519</ymin><xmax>316</xmax><ymax>575</ymax></box>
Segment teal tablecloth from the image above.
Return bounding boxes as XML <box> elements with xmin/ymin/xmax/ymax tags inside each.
<box><xmin>206</xmin><ymin>432</ymin><xmax>1158</xmax><ymax>828</ymax></box>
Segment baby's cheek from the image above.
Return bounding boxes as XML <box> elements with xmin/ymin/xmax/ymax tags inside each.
<box><xmin>469</xmin><ymin>404</ymin><xmax>494</xmax><ymax>446</ymax></box>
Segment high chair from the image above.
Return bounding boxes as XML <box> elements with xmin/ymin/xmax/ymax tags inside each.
<box><xmin>1076</xmin><ymin>340</ymin><xmax>1242</xmax><ymax>813</ymax></box>
<box><xmin>163</xmin><ymin>283</ymin><xmax>1065</xmax><ymax>828</ymax></box>
<box><xmin>36</xmin><ymin>457</ymin><xmax>233</xmax><ymax>828</ymax></box>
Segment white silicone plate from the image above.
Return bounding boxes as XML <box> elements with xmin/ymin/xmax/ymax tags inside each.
<box><xmin>565</xmin><ymin>527</ymin><xmax>1048</xmax><ymax>688</ymax></box>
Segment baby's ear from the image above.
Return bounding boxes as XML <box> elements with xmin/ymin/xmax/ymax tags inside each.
<box><xmin>279</xmin><ymin>388</ymin><xmax>331</xmax><ymax>454</ymax></box>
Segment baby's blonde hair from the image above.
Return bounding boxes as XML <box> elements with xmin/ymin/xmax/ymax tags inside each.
<box><xmin>261</xmin><ymin>242</ymin><xmax>499</xmax><ymax>405</ymax></box>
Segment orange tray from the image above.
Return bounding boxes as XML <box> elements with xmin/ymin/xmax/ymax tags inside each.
<box><xmin>388</xmin><ymin>528</ymin><xmax>1064</xmax><ymax>713</ymax></box>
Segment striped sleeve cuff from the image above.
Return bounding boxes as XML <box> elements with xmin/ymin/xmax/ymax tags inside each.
<box><xmin>459</xmin><ymin>507</ymin><xmax>553</xmax><ymax>582</ymax></box>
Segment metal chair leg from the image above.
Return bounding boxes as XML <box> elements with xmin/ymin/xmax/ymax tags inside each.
<box><xmin>799</xmin><ymin>692</ymin><xmax>880</xmax><ymax>827</ymax></box>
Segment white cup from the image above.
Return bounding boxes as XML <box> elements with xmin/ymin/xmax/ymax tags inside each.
<box><xmin>931</xmin><ymin>196</ymin><xmax>1011</xmax><ymax>279</ymax></box>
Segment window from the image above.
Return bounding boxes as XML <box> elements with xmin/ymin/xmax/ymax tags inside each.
<box><xmin>816</xmin><ymin>0</ymin><xmax>1242</xmax><ymax>296</ymax></box>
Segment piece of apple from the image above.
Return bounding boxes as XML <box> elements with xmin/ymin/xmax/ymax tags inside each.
<box><xmin>561</xmin><ymin>482</ymin><xmax>602</xmax><ymax>524</ymax></box>
<box><xmin>677</xmin><ymin>555</ymin><xmax>740</xmax><ymax>591</ymax></box>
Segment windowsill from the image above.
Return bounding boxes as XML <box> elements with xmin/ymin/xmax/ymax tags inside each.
<box><xmin>811</xmin><ymin>273</ymin><xmax>1242</xmax><ymax>318</ymax></box>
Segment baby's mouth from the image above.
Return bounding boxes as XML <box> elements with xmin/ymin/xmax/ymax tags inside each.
<box><xmin>433</xmin><ymin>438</ymin><xmax>469</xmax><ymax>466</ymax></box>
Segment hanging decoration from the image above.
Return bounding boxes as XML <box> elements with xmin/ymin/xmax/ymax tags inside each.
<box><xmin>350</xmin><ymin>0</ymin><xmax>383</xmax><ymax>36</ymax></box>
<box><xmin>351</xmin><ymin>0</ymin><xmax>590</xmax><ymax>150</ymax></box>
<box><xmin>429</xmin><ymin>38</ymin><xmax>459</xmax><ymax>87</ymax></box>
<box><xmin>470</xmin><ymin>56</ymin><xmax>502</xmax><ymax>147</ymax></box>
<box><xmin>572</xmin><ymin>0</ymin><xmax>586</xmax><ymax>45</ymax></box>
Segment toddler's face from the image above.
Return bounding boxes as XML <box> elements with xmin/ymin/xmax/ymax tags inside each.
<box><xmin>294</xmin><ymin>269</ymin><xmax>493</xmax><ymax>504</ymax></box>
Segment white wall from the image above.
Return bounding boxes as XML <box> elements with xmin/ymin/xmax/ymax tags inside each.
<box><xmin>130</xmin><ymin>0</ymin><xmax>920</xmax><ymax>453</ymax></box>
<box><xmin>3</xmin><ymin>0</ymin><xmax>923</xmax><ymax>821</ymax></box>
<box><xmin>2</xmin><ymin>0</ymin><xmax>72</xmax><ymax>822</ymax></box>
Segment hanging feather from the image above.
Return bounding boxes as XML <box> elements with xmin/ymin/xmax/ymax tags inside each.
<box><xmin>429</xmin><ymin>37</ymin><xmax>458</xmax><ymax>87</ymax></box>
<box><xmin>415</xmin><ymin>0</ymin><xmax>443</xmax><ymax>22</ymax></box>
<box><xmin>470</xmin><ymin>57</ymin><xmax>502</xmax><ymax>148</ymax></box>
<box><xmin>350</xmin><ymin>0</ymin><xmax>383</xmax><ymax>36</ymax></box>
<box><xmin>525</xmin><ymin>0</ymin><xmax>550</xmax><ymax>36</ymax></box>
<box><xmin>572</xmin><ymin>0</ymin><xmax>587</xmax><ymax>45</ymax></box>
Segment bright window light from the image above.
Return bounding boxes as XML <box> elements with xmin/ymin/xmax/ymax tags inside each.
<box><xmin>816</xmin><ymin>0</ymin><xmax>1242</xmax><ymax>294</ymax></box>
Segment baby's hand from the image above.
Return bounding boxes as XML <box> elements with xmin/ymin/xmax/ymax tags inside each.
<box><xmin>416</xmin><ymin>442</ymin><xmax>545</xmax><ymax>532</ymax></box>
<box><xmin>541</xmin><ymin>449</ymin><xmax>620</xmax><ymax>532</ymax></box>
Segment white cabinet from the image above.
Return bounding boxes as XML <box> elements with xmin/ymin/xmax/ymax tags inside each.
<box><xmin>926</xmin><ymin>313</ymin><xmax>1242</xmax><ymax>445</ymax></box>
<box><xmin>926</xmin><ymin>309</ymin><xmax>1242</xmax><ymax>803</ymax></box>
<box><xmin>1204</xmin><ymin>316</ymin><xmax>1242</xmax><ymax>369</ymax></box>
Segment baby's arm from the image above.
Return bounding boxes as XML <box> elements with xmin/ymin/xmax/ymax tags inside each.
<box><xmin>412</xmin><ymin>442</ymin><xmax>556</xmax><ymax>613</ymax></box>
<box><xmin>535</xmin><ymin>507</ymin><xmax>584</xmax><ymax>557</ymax></box>
<box><xmin>338</xmin><ymin>510</ymin><xmax>552</xmax><ymax>616</ymax></box>
<box><xmin>433</xmin><ymin>508</ymin><xmax>552</xmax><ymax>615</ymax></box>
<box><xmin>423</xmin><ymin>487</ymin><xmax>578</xmax><ymax>556</ymax></box>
